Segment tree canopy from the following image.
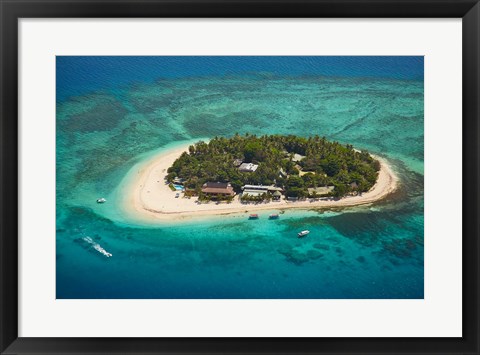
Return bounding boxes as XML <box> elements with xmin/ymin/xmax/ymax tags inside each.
<box><xmin>167</xmin><ymin>134</ymin><xmax>380</xmax><ymax>198</ymax></box>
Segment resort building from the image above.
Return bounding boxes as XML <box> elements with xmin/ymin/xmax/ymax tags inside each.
<box><xmin>267</xmin><ymin>186</ymin><xmax>283</xmax><ymax>192</ymax></box>
<box><xmin>292</xmin><ymin>153</ymin><xmax>305</xmax><ymax>162</ymax></box>
<box><xmin>307</xmin><ymin>186</ymin><xmax>335</xmax><ymax>196</ymax></box>
<box><xmin>242</xmin><ymin>185</ymin><xmax>284</xmax><ymax>197</ymax></box>
<box><xmin>173</xmin><ymin>177</ymin><xmax>184</xmax><ymax>185</ymax></box>
<box><xmin>272</xmin><ymin>190</ymin><xmax>282</xmax><ymax>201</ymax></box>
<box><xmin>242</xmin><ymin>184</ymin><xmax>269</xmax><ymax>197</ymax></box>
<box><xmin>201</xmin><ymin>182</ymin><xmax>235</xmax><ymax>197</ymax></box>
<box><xmin>238</xmin><ymin>163</ymin><xmax>259</xmax><ymax>172</ymax></box>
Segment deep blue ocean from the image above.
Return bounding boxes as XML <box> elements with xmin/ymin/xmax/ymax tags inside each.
<box><xmin>56</xmin><ymin>56</ymin><xmax>424</xmax><ymax>299</ymax></box>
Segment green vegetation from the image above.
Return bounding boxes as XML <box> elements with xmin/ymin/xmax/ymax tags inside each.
<box><xmin>168</xmin><ymin>183</ymin><xmax>177</xmax><ymax>191</ymax></box>
<box><xmin>240</xmin><ymin>193</ymin><xmax>272</xmax><ymax>203</ymax></box>
<box><xmin>167</xmin><ymin>134</ymin><xmax>380</xmax><ymax>199</ymax></box>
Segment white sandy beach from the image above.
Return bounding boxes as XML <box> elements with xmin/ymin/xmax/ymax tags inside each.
<box><xmin>120</xmin><ymin>144</ymin><xmax>398</xmax><ymax>223</ymax></box>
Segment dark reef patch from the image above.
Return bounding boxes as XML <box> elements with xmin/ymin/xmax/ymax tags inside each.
<box><xmin>327</xmin><ymin>211</ymin><xmax>387</xmax><ymax>246</ymax></box>
<box><xmin>60</xmin><ymin>94</ymin><xmax>128</xmax><ymax>132</ymax></box>
<box><xmin>381</xmin><ymin>237</ymin><xmax>419</xmax><ymax>259</ymax></box>
<box><xmin>278</xmin><ymin>247</ymin><xmax>324</xmax><ymax>265</ymax></box>
<box><xmin>356</xmin><ymin>256</ymin><xmax>366</xmax><ymax>263</ymax></box>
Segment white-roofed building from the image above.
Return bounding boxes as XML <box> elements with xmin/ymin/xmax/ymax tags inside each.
<box><xmin>292</xmin><ymin>153</ymin><xmax>305</xmax><ymax>162</ymax></box>
<box><xmin>242</xmin><ymin>184</ymin><xmax>269</xmax><ymax>197</ymax></box>
<box><xmin>238</xmin><ymin>163</ymin><xmax>259</xmax><ymax>172</ymax></box>
<box><xmin>308</xmin><ymin>186</ymin><xmax>335</xmax><ymax>196</ymax></box>
<box><xmin>241</xmin><ymin>185</ymin><xmax>284</xmax><ymax>197</ymax></box>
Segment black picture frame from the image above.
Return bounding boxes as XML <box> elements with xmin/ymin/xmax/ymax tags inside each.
<box><xmin>1</xmin><ymin>1</ymin><xmax>479</xmax><ymax>354</ymax></box>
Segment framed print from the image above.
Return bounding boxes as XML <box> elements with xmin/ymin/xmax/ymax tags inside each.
<box><xmin>1</xmin><ymin>1</ymin><xmax>479</xmax><ymax>354</ymax></box>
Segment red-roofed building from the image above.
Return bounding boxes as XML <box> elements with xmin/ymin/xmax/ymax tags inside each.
<box><xmin>201</xmin><ymin>182</ymin><xmax>235</xmax><ymax>196</ymax></box>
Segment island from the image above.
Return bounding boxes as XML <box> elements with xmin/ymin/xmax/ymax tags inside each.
<box><xmin>120</xmin><ymin>134</ymin><xmax>398</xmax><ymax>222</ymax></box>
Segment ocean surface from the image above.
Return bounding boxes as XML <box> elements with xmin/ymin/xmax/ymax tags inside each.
<box><xmin>56</xmin><ymin>56</ymin><xmax>424</xmax><ymax>299</ymax></box>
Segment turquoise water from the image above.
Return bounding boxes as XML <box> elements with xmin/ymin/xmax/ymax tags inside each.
<box><xmin>56</xmin><ymin>57</ymin><xmax>424</xmax><ymax>298</ymax></box>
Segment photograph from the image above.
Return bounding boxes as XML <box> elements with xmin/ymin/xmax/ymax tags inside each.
<box><xmin>56</xmin><ymin>56</ymin><xmax>424</xmax><ymax>299</ymax></box>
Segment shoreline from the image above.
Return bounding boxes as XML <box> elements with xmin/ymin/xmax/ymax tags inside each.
<box><xmin>118</xmin><ymin>143</ymin><xmax>398</xmax><ymax>223</ymax></box>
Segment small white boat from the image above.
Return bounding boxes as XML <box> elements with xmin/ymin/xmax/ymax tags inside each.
<box><xmin>96</xmin><ymin>198</ymin><xmax>106</xmax><ymax>204</ymax></box>
<box><xmin>298</xmin><ymin>230</ymin><xmax>310</xmax><ymax>238</ymax></box>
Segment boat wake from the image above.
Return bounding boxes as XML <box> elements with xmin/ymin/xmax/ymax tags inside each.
<box><xmin>82</xmin><ymin>236</ymin><xmax>113</xmax><ymax>258</ymax></box>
